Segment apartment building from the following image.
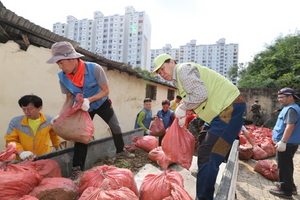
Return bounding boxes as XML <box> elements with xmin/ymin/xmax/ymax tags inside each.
<box><xmin>52</xmin><ymin>6</ymin><xmax>152</xmax><ymax>70</ymax></box>
<box><xmin>151</xmin><ymin>38</ymin><xmax>239</xmax><ymax>84</ymax></box>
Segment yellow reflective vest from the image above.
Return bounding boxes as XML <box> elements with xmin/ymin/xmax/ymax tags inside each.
<box><xmin>176</xmin><ymin>63</ymin><xmax>240</xmax><ymax>123</ymax></box>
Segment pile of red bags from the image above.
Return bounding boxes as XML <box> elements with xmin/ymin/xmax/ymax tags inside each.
<box><xmin>238</xmin><ymin>125</ymin><xmax>276</xmax><ymax>160</ymax></box>
<box><xmin>0</xmin><ymin>159</ymin><xmax>68</xmax><ymax>200</ymax></box>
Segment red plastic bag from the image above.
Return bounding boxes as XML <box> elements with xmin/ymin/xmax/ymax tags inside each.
<box><xmin>252</xmin><ymin>145</ymin><xmax>269</xmax><ymax>160</ymax></box>
<box><xmin>254</xmin><ymin>160</ymin><xmax>279</xmax><ymax>181</ymax></box>
<box><xmin>260</xmin><ymin>142</ymin><xmax>276</xmax><ymax>157</ymax></box>
<box><xmin>52</xmin><ymin>93</ymin><xmax>94</xmax><ymax>144</ymax></box>
<box><xmin>18</xmin><ymin>195</ymin><xmax>39</xmax><ymax>200</ymax></box>
<box><xmin>139</xmin><ymin>170</ymin><xmax>184</xmax><ymax>200</ymax></box>
<box><xmin>148</xmin><ymin>146</ymin><xmax>173</xmax><ymax>170</ymax></box>
<box><xmin>162</xmin><ymin>183</ymin><xmax>193</xmax><ymax>200</ymax></box>
<box><xmin>29</xmin><ymin>177</ymin><xmax>79</xmax><ymax>200</ymax></box>
<box><xmin>132</xmin><ymin>136</ymin><xmax>158</xmax><ymax>152</ymax></box>
<box><xmin>238</xmin><ymin>144</ymin><xmax>253</xmax><ymax>160</ymax></box>
<box><xmin>149</xmin><ymin>118</ymin><xmax>166</xmax><ymax>136</ymax></box>
<box><xmin>79</xmin><ymin>186</ymin><xmax>139</xmax><ymax>200</ymax></box>
<box><xmin>0</xmin><ymin>163</ymin><xmax>42</xmax><ymax>200</ymax></box>
<box><xmin>78</xmin><ymin>165</ymin><xmax>138</xmax><ymax>196</ymax></box>
<box><xmin>162</xmin><ymin>118</ymin><xmax>195</xmax><ymax>170</ymax></box>
<box><xmin>0</xmin><ymin>142</ymin><xmax>17</xmax><ymax>163</ymax></box>
<box><xmin>29</xmin><ymin>159</ymin><xmax>62</xmax><ymax>178</ymax></box>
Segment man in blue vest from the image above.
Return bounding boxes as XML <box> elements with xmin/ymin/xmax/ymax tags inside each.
<box><xmin>46</xmin><ymin>41</ymin><xmax>134</xmax><ymax>181</ymax></box>
<box><xmin>269</xmin><ymin>88</ymin><xmax>300</xmax><ymax>199</ymax></box>
<box><xmin>151</xmin><ymin>53</ymin><xmax>246</xmax><ymax>200</ymax></box>
<box><xmin>134</xmin><ymin>98</ymin><xmax>153</xmax><ymax>135</ymax></box>
<box><xmin>156</xmin><ymin>99</ymin><xmax>175</xmax><ymax>145</ymax></box>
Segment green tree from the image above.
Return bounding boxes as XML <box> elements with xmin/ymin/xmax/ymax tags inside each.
<box><xmin>238</xmin><ymin>31</ymin><xmax>300</xmax><ymax>90</ymax></box>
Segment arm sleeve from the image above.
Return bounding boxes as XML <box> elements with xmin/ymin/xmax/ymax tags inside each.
<box><xmin>59</xmin><ymin>81</ymin><xmax>70</xmax><ymax>94</ymax></box>
<box><xmin>178</xmin><ymin>64</ymin><xmax>208</xmax><ymax>111</ymax></box>
<box><xmin>49</xmin><ymin>128</ymin><xmax>61</xmax><ymax>147</ymax></box>
<box><xmin>137</xmin><ymin>111</ymin><xmax>148</xmax><ymax>132</ymax></box>
<box><xmin>4</xmin><ymin>121</ymin><xmax>24</xmax><ymax>152</ymax></box>
<box><xmin>284</xmin><ymin>108</ymin><xmax>298</xmax><ymax>124</ymax></box>
<box><xmin>94</xmin><ymin>64</ymin><xmax>108</xmax><ymax>86</ymax></box>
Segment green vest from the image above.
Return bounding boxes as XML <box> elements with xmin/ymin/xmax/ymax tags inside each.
<box><xmin>176</xmin><ymin>63</ymin><xmax>240</xmax><ymax>123</ymax></box>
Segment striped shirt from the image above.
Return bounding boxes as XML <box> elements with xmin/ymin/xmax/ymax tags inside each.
<box><xmin>172</xmin><ymin>63</ymin><xmax>208</xmax><ymax>111</ymax></box>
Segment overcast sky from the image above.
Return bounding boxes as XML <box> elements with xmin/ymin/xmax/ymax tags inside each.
<box><xmin>2</xmin><ymin>0</ymin><xmax>300</xmax><ymax>64</ymax></box>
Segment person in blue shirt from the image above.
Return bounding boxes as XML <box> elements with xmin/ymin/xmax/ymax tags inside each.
<box><xmin>156</xmin><ymin>99</ymin><xmax>175</xmax><ymax>145</ymax></box>
<box><xmin>269</xmin><ymin>88</ymin><xmax>300</xmax><ymax>199</ymax></box>
<box><xmin>46</xmin><ymin>41</ymin><xmax>134</xmax><ymax>181</ymax></box>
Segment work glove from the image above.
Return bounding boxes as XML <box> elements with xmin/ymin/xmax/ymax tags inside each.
<box><xmin>19</xmin><ymin>151</ymin><xmax>34</xmax><ymax>160</ymax></box>
<box><xmin>175</xmin><ymin>106</ymin><xmax>186</xmax><ymax>127</ymax></box>
<box><xmin>146</xmin><ymin>130</ymin><xmax>152</xmax><ymax>135</ymax></box>
<box><xmin>51</xmin><ymin>115</ymin><xmax>60</xmax><ymax>125</ymax></box>
<box><xmin>275</xmin><ymin>140</ymin><xmax>286</xmax><ymax>152</ymax></box>
<box><xmin>81</xmin><ymin>98</ymin><xmax>90</xmax><ymax>111</ymax></box>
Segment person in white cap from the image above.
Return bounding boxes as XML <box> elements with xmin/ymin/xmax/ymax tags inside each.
<box><xmin>269</xmin><ymin>88</ymin><xmax>300</xmax><ymax>199</ymax></box>
<box><xmin>151</xmin><ymin>53</ymin><xmax>246</xmax><ymax>200</ymax></box>
<box><xmin>46</xmin><ymin>41</ymin><xmax>134</xmax><ymax>180</ymax></box>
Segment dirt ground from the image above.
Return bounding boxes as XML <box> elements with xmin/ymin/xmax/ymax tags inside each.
<box><xmin>91</xmin><ymin>147</ymin><xmax>158</xmax><ymax>174</ymax></box>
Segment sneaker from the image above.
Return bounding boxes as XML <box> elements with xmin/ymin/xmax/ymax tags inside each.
<box><xmin>116</xmin><ymin>148</ymin><xmax>135</xmax><ymax>158</ymax></box>
<box><xmin>275</xmin><ymin>182</ymin><xmax>297</xmax><ymax>195</ymax></box>
<box><xmin>269</xmin><ymin>188</ymin><xmax>293</xmax><ymax>199</ymax></box>
<box><xmin>70</xmin><ymin>166</ymin><xmax>82</xmax><ymax>181</ymax></box>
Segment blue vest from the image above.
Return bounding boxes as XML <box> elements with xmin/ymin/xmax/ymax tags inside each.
<box><xmin>272</xmin><ymin>103</ymin><xmax>300</xmax><ymax>143</ymax></box>
<box><xmin>134</xmin><ymin>108</ymin><xmax>152</xmax><ymax>129</ymax></box>
<box><xmin>58</xmin><ymin>62</ymin><xmax>107</xmax><ymax>112</ymax></box>
<box><xmin>157</xmin><ymin>109</ymin><xmax>174</xmax><ymax>129</ymax></box>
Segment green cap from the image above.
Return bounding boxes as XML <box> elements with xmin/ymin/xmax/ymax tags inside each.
<box><xmin>150</xmin><ymin>54</ymin><xmax>172</xmax><ymax>76</ymax></box>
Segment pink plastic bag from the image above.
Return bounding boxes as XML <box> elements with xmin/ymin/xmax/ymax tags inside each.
<box><xmin>149</xmin><ymin>118</ymin><xmax>166</xmax><ymax>136</ymax></box>
<box><xmin>254</xmin><ymin>160</ymin><xmax>279</xmax><ymax>181</ymax></box>
<box><xmin>162</xmin><ymin>118</ymin><xmax>195</xmax><ymax>170</ymax></box>
<box><xmin>52</xmin><ymin>94</ymin><xmax>94</xmax><ymax>144</ymax></box>
<box><xmin>139</xmin><ymin>170</ymin><xmax>184</xmax><ymax>200</ymax></box>
<box><xmin>132</xmin><ymin>136</ymin><xmax>158</xmax><ymax>152</ymax></box>
<box><xmin>148</xmin><ymin>147</ymin><xmax>173</xmax><ymax>170</ymax></box>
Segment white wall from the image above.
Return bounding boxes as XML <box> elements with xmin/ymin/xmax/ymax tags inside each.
<box><xmin>0</xmin><ymin>41</ymin><xmax>176</xmax><ymax>151</ymax></box>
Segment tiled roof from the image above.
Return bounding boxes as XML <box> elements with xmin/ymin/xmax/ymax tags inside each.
<box><xmin>0</xmin><ymin>3</ymin><xmax>175</xmax><ymax>87</ymax></box>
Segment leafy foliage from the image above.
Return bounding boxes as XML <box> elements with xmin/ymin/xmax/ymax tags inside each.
<box><xmin>238</xmin><ymin>31</ymin><xmax>300</xmax><ymax>90</ymax></box>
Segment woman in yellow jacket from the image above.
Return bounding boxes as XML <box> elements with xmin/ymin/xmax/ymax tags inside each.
<box><xmin>5</xmin><ymin>95</ymin><xmax>60</xmax><ymax>160</ymax></box>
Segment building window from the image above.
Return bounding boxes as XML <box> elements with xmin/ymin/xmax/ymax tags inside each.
<box><xmin>167</xmin><ymin>89</ymin><xmax>175</xmax><ymax>101</ymax></box>
<box><xmin>146</xmin><ymin>84</ymin><xmax>157</xmax><ymax>100</ymax></box>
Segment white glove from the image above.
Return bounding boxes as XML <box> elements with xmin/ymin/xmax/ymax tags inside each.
<box><xmin>51</xmin><ymin>115</ymin><xmax>60</xmax><ymax>125</ymax></box>
<box><xmin>275</xmin><ymin>140</ymin><xmax>286</xmax><ymax>152</ymax></box>
<box><xmin>81</xmin><ymin>98</ymin><xmax>90</xmax><ymax>111</ymax></box>
<box><xmin>146</xmin><ymin>130</ymin><xmax>152</xmax><ymax>135</ymax></box>
<box><xmin>19</xmin><ymin>151</ymin><xmax>34</xmax><ymax>160</ymax></box>
<box><xmin>175</xmin><ymin>106</ymin><xmax>186</xmax><ymax>126</ymax></box>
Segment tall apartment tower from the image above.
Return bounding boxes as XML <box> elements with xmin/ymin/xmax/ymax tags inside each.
<box><xmin>151</xmin><ymin>38</ymin><xmax>239</xmax><ymax>84</ymax></box>
<box><xmin>52</xmin><ymin>6</ymin><xmax>152</xmax><ymax>70</ymax></box>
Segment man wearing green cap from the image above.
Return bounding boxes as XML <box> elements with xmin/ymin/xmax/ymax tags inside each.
<box><xmin>151</xmin><ymin>54</ymin><xmax>246</xmax><ymax>200</ymax></box>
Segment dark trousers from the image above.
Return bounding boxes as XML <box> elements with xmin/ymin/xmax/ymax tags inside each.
<box><xmin>196</xmin><ymin>98</ymin><xmax>246</xmax><ymax>200</ymax></box>
<box><xmin>277</xmin><ymin>143</ymin><xmax>298</xmax><ymax>196</ymax></box>
<box><xmin>73</xmin><ymin>99</ymin><xmax>124</xmax><ymax>170</ymax></box>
